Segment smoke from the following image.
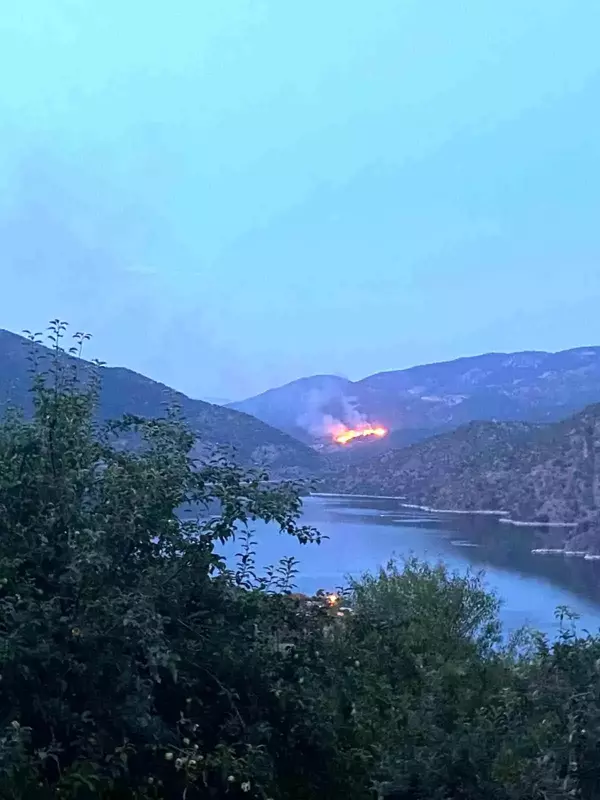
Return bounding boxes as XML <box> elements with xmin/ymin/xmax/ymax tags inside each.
<box><xmin>296</xmin><ymin>387</ymin><xmax>366</xmax><ymax>437</ymax></box>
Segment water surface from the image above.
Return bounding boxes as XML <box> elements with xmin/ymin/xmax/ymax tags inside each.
<box><xmin>225</xmin><ymin>494</ymin><xmax>600</xmax><ymax>638</ymax></box>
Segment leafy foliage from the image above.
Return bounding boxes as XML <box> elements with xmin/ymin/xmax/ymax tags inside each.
<box><xmin>2</xmin><ymin>323</ymin><xmax>600</xmax><ymax>798</ymax></box>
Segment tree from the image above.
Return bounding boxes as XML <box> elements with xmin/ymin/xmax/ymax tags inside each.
<box><xmin>0</xmin><ymin>322</ymin><xmax>326</xmax><ymax>798</ymax></box>
<box><xmin>4</xmin><ymin>322</ymin><xmax>600</xmax><ymax>799</ymax></box>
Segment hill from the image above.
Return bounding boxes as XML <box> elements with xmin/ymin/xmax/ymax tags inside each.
<box><xmin>229</xmin><ymin>374</ymin><xmax>354</xmax><ymax>443</ymax></box>
<box><xmin>0</xmin><ymin>329</ymin><xmax>321</xmax><ymax>478</ymax></box>
<box><xmin>230</xmin><ymin>348</ymin><xmax>600</xmax><ymax>448</ymax></box>
<box><xmin>326</xmin><ymin>403</ymin><xmax>600</xmax><ymax>550</ymax></box>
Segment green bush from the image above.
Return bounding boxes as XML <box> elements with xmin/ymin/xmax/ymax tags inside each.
<box><xmin>2</xmin><ymin>323</ymin><xmax>600</xmax><ymax>799</ymax></box>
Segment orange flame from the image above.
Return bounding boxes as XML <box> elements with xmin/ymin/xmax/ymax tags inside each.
<box><xmin>331</xmin><ymin>424</ymin><xmax>388</xmax><ymax>445</ymax></box>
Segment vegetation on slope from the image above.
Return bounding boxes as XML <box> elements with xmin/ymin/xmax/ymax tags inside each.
<box><xmin>231</xmin><ymin>348</ymin><xmax>600</xmax><ymax>443</ymax></box>
<box><xmin>328</xmin><ymin>406</ymin><xmax>600</xmax><ymax>548</ymax></box>
<box><xmin>0</xmin><ymin>327</ymin><xmax>320</xmax><ymax>478</ymax></box>
<box><xmin>4</xmin><ymin>325</ymin><xmax>600</xmax><ymax>797</ymax></box>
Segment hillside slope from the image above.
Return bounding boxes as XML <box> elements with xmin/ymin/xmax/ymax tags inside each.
<box><xmin>229</xmin><ymin>374</ymin><xmax>355</xmax><ymax>442</ymax></box>
<box><xmin>231</xmin><ymin>348</ymin><xmax>600</xmax><ymax>444</ymax></box>
<box><xmin>0</xmin><ymin>330</ymin><xmax>321</xmax><ymax>478</ymax></box>
<box><xmin>326</xmin><ymin>404</ymin><xmax>600</xmax><ymax>549</ymax></box>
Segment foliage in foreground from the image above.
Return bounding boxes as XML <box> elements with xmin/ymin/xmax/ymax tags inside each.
<box><xmin>2</xmin><ymin>325</ymin><xmax>600</xmax><ymax>798</ymax></box>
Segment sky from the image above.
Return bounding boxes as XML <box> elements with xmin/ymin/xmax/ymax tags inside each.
<box><xmin>1</xmin><ymin>1</ymin><xmax>600</xmax><ymax>401</ymax></box>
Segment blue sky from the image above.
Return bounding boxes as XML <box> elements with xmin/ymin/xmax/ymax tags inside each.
<box><xmin>1</xmin><ymin>1</ymin><xmax>600</xmax><ymax>400</ymax></box>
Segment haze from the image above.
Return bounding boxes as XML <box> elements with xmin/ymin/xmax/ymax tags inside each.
<box><xmin>1</xmin><ymin>1</ymin><xmax>600</xmax><ymax>401</ymax></box>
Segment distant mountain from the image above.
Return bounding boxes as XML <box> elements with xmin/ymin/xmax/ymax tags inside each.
<box><xmin>230</xmin><ymin>349</ymin><xmax>600</xmax><ymax>449</ymax></box>
<box><xmin>229</xmin><ymin>375</ymin><xmax>353</xmax><ymax>441</ymax></box>
<box><xmin>198</xmin><ymin>395</ymin><xmax>232</xmax><ymax>406</ymax></box>
<box><xmin>326</xmin><ymin>404</ymin><xmax>600</xmax><ymax>551</ymax></box>
<box><xmin>0</xmin><ymin>330</ymin><xmax>321</xmax><ymax>478</ymax></box>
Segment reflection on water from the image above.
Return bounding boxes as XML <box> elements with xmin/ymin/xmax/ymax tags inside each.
<box><xmin>221</xmin><ymin>495</ymin><xmax>600</xmax><ymax>638</ymax></box>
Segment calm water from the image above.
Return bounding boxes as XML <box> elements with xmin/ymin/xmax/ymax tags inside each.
<box><xmin>223</xmin><ymin>494</ymin><xmax>600</xmax><ymax>638</ymax></box>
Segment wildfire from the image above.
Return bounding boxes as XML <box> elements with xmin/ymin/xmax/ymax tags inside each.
<box><xmin>331</xmin><ymin>424</ymin><xmax>388</xmax><ymax>445</ymax></box>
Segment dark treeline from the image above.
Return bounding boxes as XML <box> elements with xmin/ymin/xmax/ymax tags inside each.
<box><xmin>2</xmin><ymin>324</ymin><xmax>600</xmax><ymax>799</ymax></box>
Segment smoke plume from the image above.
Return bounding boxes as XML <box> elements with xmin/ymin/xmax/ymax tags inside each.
<box><xmin>296</xmin><ymin>387</ymin><xmax>366</xmax><ymax>438</ymax></box>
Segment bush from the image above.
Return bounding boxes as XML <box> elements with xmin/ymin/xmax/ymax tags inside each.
<box><xmin>0</xmin><ymin>324</ymin><xmax>325</xmax><ymax>798</ymax></box>
<box><xmin>2</xmin><ymin>324</ymin><xmax>600</xmax><ymax>799</ymax></box>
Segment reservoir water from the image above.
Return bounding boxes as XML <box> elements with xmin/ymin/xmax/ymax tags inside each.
<box><xmin>226</xmin><ymin>494</ymin><xmax>600</xmax><ymax>638</ymax></box>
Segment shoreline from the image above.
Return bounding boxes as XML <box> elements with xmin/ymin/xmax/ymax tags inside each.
<box><xmin>401</xmin><ymin>503</ymin><xmax>507</xmax><ymax>516</ymax></box>
<box><xmin>311</xmin><ymin>493</ymin><xmax>569</xmax><ymax>523</ymax></box>
<box><xmin>310</xmin><ymin>491</ymin><xmax>408</xmax><ymax>501</ymax></box>
<box><xmin>531</xmin><ymin>548</ymin><xmax>600</xmax><ymax>561</ymax></box>
<box><xmin>500</xmin><ymin>518</ymin><xmax>578</xmax><ymax>529</ymax></box>
<box><xmin>311</xmin><ymin>492</ymin><xmax>600</xmax><ymax>561</ymax></box>
<box><xmin>311</xmin><ymin>493</ymin><xmax>506</xmax><ymax>514</ymax></box>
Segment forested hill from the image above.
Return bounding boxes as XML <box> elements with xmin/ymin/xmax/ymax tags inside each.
<box><xmin>327</xmin><ymin>404</ymin><xmax>600</xmax><ymax>550</ymax></box>
<box><xmin>0</xmin><ymin>329</ymin><xmax>321</xmax><ymax>478</ymax></box>
<box><xmin>231</xmin><ymin>348</ymin><xmax>600</xmax><ymax>444</ymax></box>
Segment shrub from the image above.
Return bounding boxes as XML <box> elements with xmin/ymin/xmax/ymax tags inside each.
<box><xmin>2</xmin><ymin>324</ymin><xmax>600</xmax><ymax>798</ymax></box>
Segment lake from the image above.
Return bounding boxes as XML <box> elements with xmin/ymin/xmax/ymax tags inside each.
<box><xmin>224</xmin><ymin>494</ymin><xmax>600</xmax><ymax>638</ymax></box>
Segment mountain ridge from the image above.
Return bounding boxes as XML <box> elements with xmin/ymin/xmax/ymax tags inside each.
<box><xmin>0</xmin><ymin>329</ymin><xmax>321</xmax><ymax>478</ymax></box>
<box><xmin>230</xmin><ymin>347</ymin><xmax>600</xmax><ymax>447</ymax></box>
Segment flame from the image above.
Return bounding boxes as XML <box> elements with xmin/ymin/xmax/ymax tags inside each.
<box><xmin>331</xmin><ymin>424</ymin><xmax>388</xmax><ymax>445</ymax></box>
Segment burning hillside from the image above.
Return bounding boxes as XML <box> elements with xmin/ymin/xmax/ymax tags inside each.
<box><xmin>330</xmin><ymin>423</ymin><xmax>388</xmax><ymax>445</ymax></box>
